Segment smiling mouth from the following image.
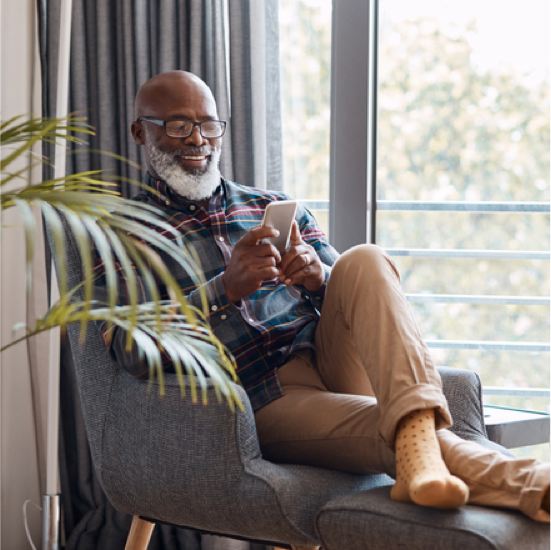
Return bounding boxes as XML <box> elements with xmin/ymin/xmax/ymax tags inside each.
<box><xmin>176</xmin><ymin>152</ymin><xmax>212</xmax><ymax>174</ymax></box>
<box><xmin>180</xmin><ymin>155</ymin><xmax>209</xmax><ymax>161</ymax></box>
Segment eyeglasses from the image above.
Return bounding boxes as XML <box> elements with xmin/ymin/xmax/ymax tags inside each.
<box><xmin>137</xmin><ymin>117</ymin><xmax>226</xmax><ymax>139</ymax></box>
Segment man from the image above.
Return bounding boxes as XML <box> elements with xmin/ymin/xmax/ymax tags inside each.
<box><xmin>96</xmin><ymin>70</ymin><xmax>550</xmax><ymax>521</ymax></box>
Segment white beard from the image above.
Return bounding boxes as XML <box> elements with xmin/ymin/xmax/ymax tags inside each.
<box><xmin>147</xmin><ymin>140</ymin><xmax>222</xmax><ymax>201</ymax></box>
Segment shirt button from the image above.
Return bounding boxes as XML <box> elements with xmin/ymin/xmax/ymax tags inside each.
<box><xmin>219</xmin><ymin>236</ymin><xmax>225</xmax><ymax>242</ymax></box>
<box><xmin>211</xmin><ymin>305</ymin><xmax>218</xmax><ymax>311</ymax></box>
<box><xmin>190</xmin><ymin>205</ymin><xmax>196</xmax><ymax>211</ymax></box>
<box><xmin>220</xmin><ymin>314</ymin><xmax>227</xmax><ymax>320</ymax></box>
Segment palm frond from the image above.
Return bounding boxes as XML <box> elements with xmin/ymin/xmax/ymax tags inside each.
<box><xmin>2</xmin><ymin>297</ymin><xmax>243</xmax><ymax>410</ymax></box>
<box><xmin>1</xmin><ymin>114</ymin><xmax>242</xmax><ymax>409</ymax></box>
<box><xmin>0</xmin><ymin>114</ymin><xmax>93</xmax><ymax>175</ymax></box>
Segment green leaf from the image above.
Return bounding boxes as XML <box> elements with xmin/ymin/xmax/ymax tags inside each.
<box><xmin>1</xmin><ymin>113</ymin><xmax>242</xmax><ymax>411</ymax></box>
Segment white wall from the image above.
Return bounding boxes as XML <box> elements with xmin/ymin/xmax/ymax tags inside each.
<box><xmin>0</xmin><ymin>0</ymin><xmax>44</xmax><ymax>548</ymax></box>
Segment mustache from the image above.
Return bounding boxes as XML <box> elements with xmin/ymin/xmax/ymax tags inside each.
<box><xmin>171</xmin><ymin>147</ymin><xmax>212</xmax><ymax>157</ymax></box>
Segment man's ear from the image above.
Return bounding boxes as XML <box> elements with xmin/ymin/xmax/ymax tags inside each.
<box><xmin>131</xmin><ymin>120</ymin><xmax>145</xmax><ymax>145</ymax></box>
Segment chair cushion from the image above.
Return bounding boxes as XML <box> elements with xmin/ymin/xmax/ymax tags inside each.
<box><xmin>315</xmin><ymin>486</ymin><xmax>550</xmax><ymax>550</ymax></box>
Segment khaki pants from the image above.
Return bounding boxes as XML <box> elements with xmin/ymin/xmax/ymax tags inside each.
<box><xmin>255</xmin><ymin>245</ymin><xmax>550</xmax><ymax>521</ymax></box>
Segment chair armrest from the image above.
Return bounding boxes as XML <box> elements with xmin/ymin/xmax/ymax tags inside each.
<box><xmin>438</xmin><ymin>366</ymin><xmax>514</xmax><ymax>455</ymax></box>
<box><xmin>99</xmin><ymin>371</ymin><xmax>272</xmax><ymax>525</ymax></box>
<box><xmin>98</xmin><ymin>371</ymin><xmax>388</xmax><ymax>546</ymax></box>
<box><xmin>438</xmin><ymin>366</ymin><xmax>487</xmax><ymax>440</ymax></box>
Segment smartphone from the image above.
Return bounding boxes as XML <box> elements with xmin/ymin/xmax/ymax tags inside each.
<box><xmin>261</xmin><ymin>200</ymin><xmax>298</xmax><ymax>254</ymax></box>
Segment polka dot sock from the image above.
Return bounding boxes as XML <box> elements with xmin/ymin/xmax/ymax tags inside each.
<box><xmin>390</xmin><ymin>408</ymin><xmax>469</xmax><ymax>509</ymax></box>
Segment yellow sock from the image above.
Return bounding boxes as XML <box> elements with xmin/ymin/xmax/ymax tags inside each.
<box><xmin>390</xmin><ymin>408</ymin><xmax>469</xmax><ymax>509</ymax></box>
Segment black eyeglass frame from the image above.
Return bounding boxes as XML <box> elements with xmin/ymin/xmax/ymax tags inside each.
<box><xmin>137</xmin><ymin>117</ymin><xmax>226</xmax><ymax>139</ymax></box>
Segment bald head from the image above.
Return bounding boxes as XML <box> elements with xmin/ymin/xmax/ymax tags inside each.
<box><xmin>131</xmin><ymin>71</ymin><xmax>223</xmax><ymax>197</ymax></box>
<box><xmin>134</xmin><ymin>71</ymin><xmax>217</xmax><ymax>120</ymax></box>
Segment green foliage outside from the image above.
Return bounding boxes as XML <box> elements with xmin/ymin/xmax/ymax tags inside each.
<box><xmin>376</xmin><ymin>16</ymin><xmax>550</xmax><ymax>413</ymax></box>
<box><xmin>279</xmin><ymin>0</ymin><xmax>332</xmax><ymax>202</ymax></box>
<box><xmin>279</xmin><ymin>2</ymin><xmax>550</xmax><ymax>459</ymax></box>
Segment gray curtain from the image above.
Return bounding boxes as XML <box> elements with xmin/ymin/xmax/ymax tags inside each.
<box><xmin>66</xmin><ymin>0</ymin><xmax>283</xmax><ymax>196</ymax></box>
<box><xmin>37</xmin><ymin>0</ymin><xmax>282</xmax><ymax>548</ymax></box>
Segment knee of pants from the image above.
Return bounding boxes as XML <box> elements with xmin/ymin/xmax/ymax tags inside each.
<box><xmin>334</xmin><ymin>244</ymin><xmax>401</xmax><ymax>284</ymax></box>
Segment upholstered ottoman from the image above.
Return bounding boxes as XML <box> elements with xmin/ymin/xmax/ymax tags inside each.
<box><xmin>315</xmin><ymin>486</ymin><xmax>550</xmax><ymax>550</ymax></box>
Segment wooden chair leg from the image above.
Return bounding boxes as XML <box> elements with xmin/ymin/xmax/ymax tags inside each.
<box><xmin>124</xmin><ymin>516</ymin><xmax>155</xmax><ymax>550</ymax></box>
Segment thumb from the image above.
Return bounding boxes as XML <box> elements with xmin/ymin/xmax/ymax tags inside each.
<box><xmin>290</xmin><ymin>221</ymin><xmax>302</xmax><ymax>245</ymax></box>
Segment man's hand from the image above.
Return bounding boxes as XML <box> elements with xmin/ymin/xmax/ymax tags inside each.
<box><xmin>279</xmin><ymin>222</ymin><xmax>325</xmax><ymax>292</ymax></box>
<box><xmin>222</xmin><ymin>225</ymin><xmax>282</xmax><ymax>302</ymax></box>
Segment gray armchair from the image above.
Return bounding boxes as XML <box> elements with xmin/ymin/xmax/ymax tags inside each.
<box><xmin>52</xmin><ymin>221</ymin><xmax>550</xmax><ymax>550</ymax></box>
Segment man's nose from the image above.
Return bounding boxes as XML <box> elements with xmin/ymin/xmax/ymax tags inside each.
<box><xmin>184</xmin><ymin>125</ymin><xmax>207</xmax><ymax>147</ymax></box>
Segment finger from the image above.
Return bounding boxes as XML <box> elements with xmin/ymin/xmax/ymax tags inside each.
<box><xmin>281</xmin><ymin>253</ymin><xmax>311</xmax><ymax>281</ymax></box>
<box><xmin>289</xmin><ymin>221</ymin><xmax>302</xmax><ymax>246</ymax></box>
<box><xmin>249</xmin><ymin>250</ymin><xmax>285</xmax><ymax>268</ymax></box>
<box><xmin>240</xmin><ymin>225</ymin><xmax>280</xmax><ymax>245</ymax></box>
<box><xmin>282</xmin><ymin>267</ymin><xmax>307</xmax><ymax>286</ymax></box>
<box><xmin>249</xmin><ymin>254</ymin><xmax>280</xmax><ymax>269</ymax></box>
<box><xmin>245</xmin><ymin>262</ymin><xmax>280</xmax><ymax>281</ymax></box>
<box><xmin>280</xmin><ymin>244</ymin><xmax>308</xmax><ymax>272</ymax></box>
<box><xmin>279</xmin><ymin>247</ymin><xmax>300</xmax><ymax>273</ymax></box>
<box><xmin>259</xmin><ymin>266</ymin><xmax>281</xmax><ymax>280</ymax></box>
<box><xmin>255</xmin><ymin>242</ymin><xmax>282</xmax><ymax>263</ymax></box>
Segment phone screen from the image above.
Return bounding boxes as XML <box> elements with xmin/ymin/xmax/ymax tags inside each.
<box><xmin>261</xmin><ymin>200</ymin><xmax>298</xmax><ymax>253</ymax></box>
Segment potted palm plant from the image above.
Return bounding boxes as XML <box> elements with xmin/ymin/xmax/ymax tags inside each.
<box><xmin>0</xmin><ymin>113</ymin><xmax>241</xmax><ymax>408</ymax></box>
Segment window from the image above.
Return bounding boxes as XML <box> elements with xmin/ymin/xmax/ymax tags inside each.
<box><xmin>279</xmin><ymin>0</ymin><xmax>332</xmax><ymax>235</ymax></box>
<box><xmin>280</xmin><ymin>1</ymin><xmax>550</xmax><ymax>460</ymax></box>
<box><xmin>377</xmin><ymin>0</ymin><xmax>549</xmax><ymax>459</ymax></box>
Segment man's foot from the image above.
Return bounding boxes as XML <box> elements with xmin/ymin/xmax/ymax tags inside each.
<box><xmin>391</xmin><ymin>472</ymin><xmax>469</xmax><ymax>508</ymax></box>
<box><xmin>390</xmin><ymin>408</ymin><xmax>469</xmax><ymax>509</ymax></box>
<box><xmin>542</xmin><ymin>486</ymin><xmax>550</xmax><ymax>514</ymax></box>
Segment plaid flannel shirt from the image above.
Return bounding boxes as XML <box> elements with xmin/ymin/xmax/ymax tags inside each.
<box><xmin>94</xmin><ymin>173</ymin><xmax>339</xmax><ymax>411</ymax></box>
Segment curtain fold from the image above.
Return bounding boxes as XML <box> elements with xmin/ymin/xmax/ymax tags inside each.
<box><xmin>65</xmin><ymin>0</ymin><xmax>283</xmax><ymax>196</ymax></box>
<box><xmin>37</xmin><ymin>0</ymin><xmax>283</xmax><ymax>548</ymax></box>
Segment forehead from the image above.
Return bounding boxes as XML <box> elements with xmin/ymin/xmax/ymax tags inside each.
<box><xmin>141</xmin><ymin>78</ymin><xmax>218</xmax><ymax>120</ymax></box>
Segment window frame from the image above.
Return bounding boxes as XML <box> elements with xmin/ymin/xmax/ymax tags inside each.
<box><xmin>329</xmin><ymin>0</ymin><xmax>378</xmax><ymax>252</ymax></box>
